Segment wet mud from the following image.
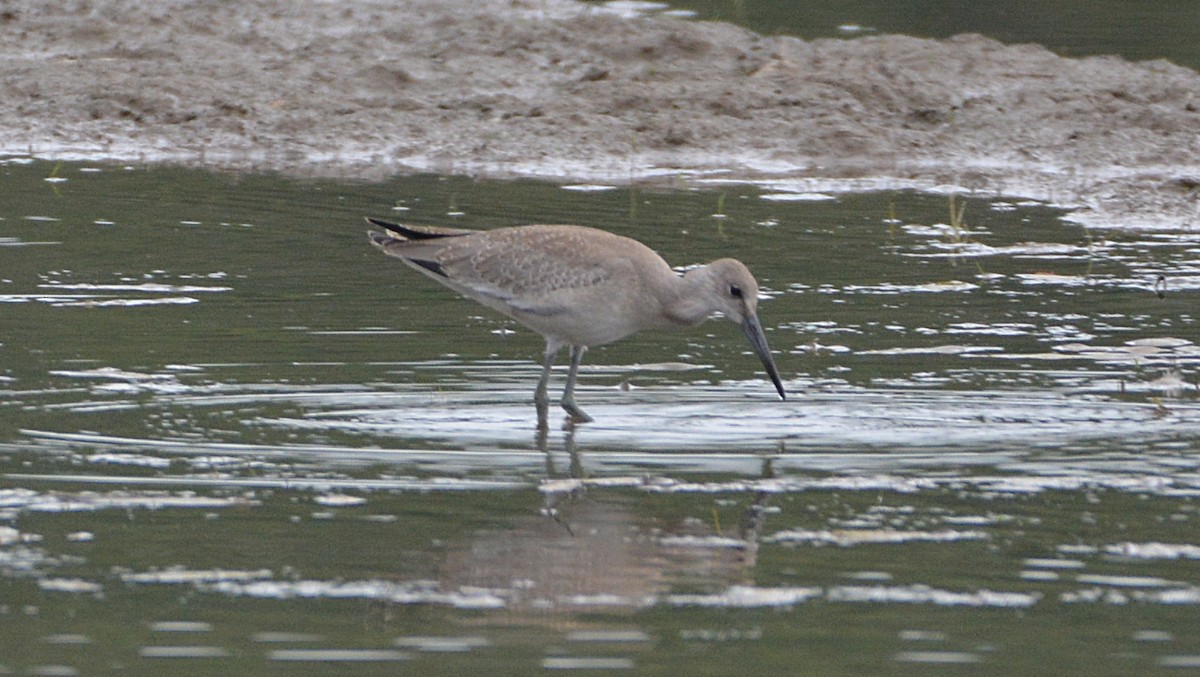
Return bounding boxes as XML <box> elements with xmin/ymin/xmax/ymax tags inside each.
<box><xmin>2</xmin><ymin>0</ymin><xmax>1198</xmax><ymax>227</ymax></box>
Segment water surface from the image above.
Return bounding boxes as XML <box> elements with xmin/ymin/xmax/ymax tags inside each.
<box><xmin>2</xmin><ymin>159</ymin><xmax>1200</xmax><ymax>674</ymax></box>
<box><xmin>635</xmin><ymin>0</ymin><xmax>1200</xmax><ymax>69</ymax></box>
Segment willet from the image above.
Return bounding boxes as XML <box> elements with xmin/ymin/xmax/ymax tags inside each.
<box><xmin>367</xmin><ymin>217</ymin><xmax>785</xmax><ymax>422</ymax></box>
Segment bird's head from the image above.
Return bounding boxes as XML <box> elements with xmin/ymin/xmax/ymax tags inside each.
<box><xmin>692</xmin><ymin>259</ymin><xmax>786</xmax><ymax>401</ymax></box>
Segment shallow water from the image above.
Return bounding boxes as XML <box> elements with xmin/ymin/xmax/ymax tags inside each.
<box><xmin>637</xmin><ymin>0</ymin><xmax>1200</xmax><ymax>69</ymax></box>
<box><xmin>2</xmin><ymin>158</ymin><xmax>1200</xmax><ymax>674</ymax></box>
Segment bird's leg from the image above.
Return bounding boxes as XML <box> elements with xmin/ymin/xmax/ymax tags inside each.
<box><xmin>535</xmin><ymin>342</ymin><xmax>560</xmax><ymax>419</ymax></box>
<box><xmin>561</xmin><ymin>344</ymin><xmax>593</xmax><ymax>423</ymax></box>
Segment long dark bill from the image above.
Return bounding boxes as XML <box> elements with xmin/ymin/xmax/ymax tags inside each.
<box><xmin>740</xmin><ymin>314</ymin><xmax>786</xmax><ymax>400</ymax></box>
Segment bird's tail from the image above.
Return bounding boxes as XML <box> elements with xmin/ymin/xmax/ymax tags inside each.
<box><xmin>365</xmin><ymin>217</ymin><xmax>476</xmax><ymax>242</ymax></box>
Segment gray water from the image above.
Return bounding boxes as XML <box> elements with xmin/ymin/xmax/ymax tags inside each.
<box><xmin>2</xmin><ymin>158</ymin><xmax>1200</xmax><ymax>674</ymax></box>
<box><xmin>651</xmin><ymin>0</ymin><xmax>1200</xmax><ymax>70</ymax></box>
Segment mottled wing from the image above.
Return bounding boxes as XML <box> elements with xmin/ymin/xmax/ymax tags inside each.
<box><xmin>428</xmin><ymin>226</ymin><xmax>619</xmax><ymax>315</ymax></box>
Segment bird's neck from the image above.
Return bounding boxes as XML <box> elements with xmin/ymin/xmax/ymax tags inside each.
<box><xmin>661</xmin><ymin>266</ymin><xmax>717</xmax><ymax>327</ymax></box>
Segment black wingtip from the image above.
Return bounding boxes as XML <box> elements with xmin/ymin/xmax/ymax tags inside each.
<box><xmin>363</xmin><ymin>217</ymin><xmax>476</xmax><ymax>241</ymax></box>
<box><xmin>365</xmin><ymin>216</ymin><xmax>406</xmax><ymax>238</ymax></box>
<box><xmin>409</xmin><ymin>258</ymin><xmax>448</xmax><ymax>278</ymax></box>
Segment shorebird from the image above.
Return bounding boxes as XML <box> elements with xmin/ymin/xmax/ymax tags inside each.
<box><xmin>367</xmin><ymin>217</ymin><xmax>785</xmax><ymax>422</ymax></box>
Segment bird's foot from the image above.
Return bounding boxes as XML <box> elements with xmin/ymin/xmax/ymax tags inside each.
<box><xmin>561</xmin><ymin>400</ymin><xmax>593</xmax><ymax>424</ymax></box>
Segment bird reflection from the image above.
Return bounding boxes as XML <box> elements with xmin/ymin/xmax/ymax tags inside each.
<box><xmin>429</xmin><ymin>429</ymin><xmax>775</xmax><ymax>614</ymax></box>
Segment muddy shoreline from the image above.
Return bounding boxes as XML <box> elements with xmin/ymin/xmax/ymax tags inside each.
<box><xmin>3</xmin><ymin>0</ymin><xmax>1198</xmax><ymax>228</ymax></box>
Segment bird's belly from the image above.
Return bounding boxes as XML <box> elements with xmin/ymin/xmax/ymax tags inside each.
<box><xmin>511</xmin><ymin>307</ymin><xmax>642</xmax><ymax>347</ymax></box>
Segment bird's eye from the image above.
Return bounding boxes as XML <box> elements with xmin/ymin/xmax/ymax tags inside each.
<box><xmin>729</xmin><ymin>284</ymin><xmax>743</xmax><ymax>299</ymax></box>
